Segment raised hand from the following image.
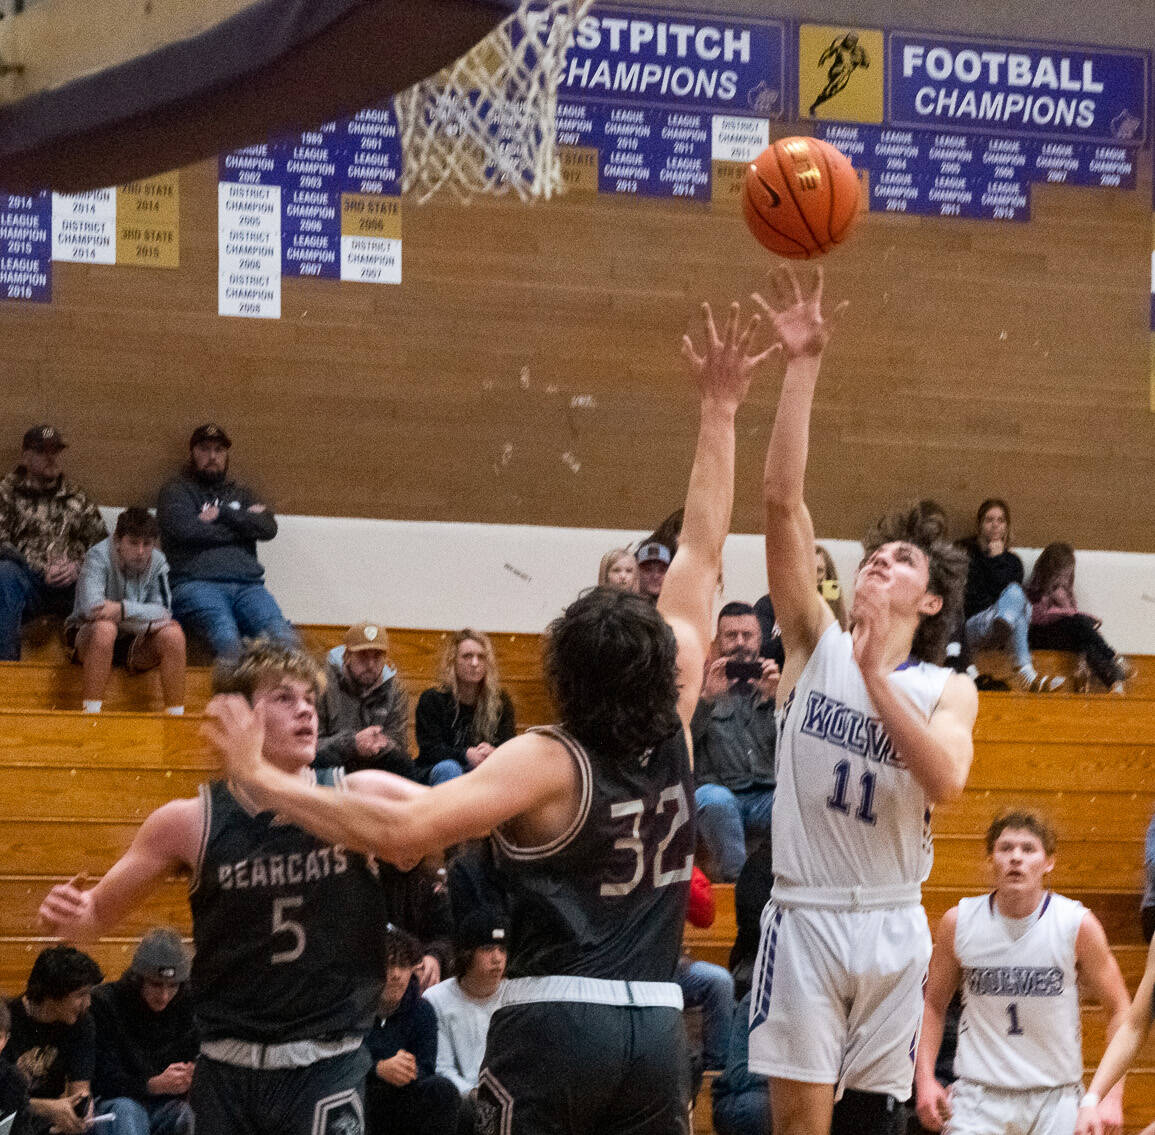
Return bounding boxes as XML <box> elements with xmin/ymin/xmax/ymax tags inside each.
<box><xmin>681</xmin><ymin>300</ymin><xmax>778</xmax><ymax>411</ymax></box>
<box><xmin>38</xmin><ymin>872</ymin><xmax>96</xmax><ymax>939</ymax></box>
<box><xmin>851</xmin><ymin>573</ymin><xmax>892</xmax><ymax>679</ymax></box>
<box><xmin>751</xmin><ymin>263</ymin><xmax>846</xmax><ymax>360</ymax></box>
<box><xmin>202</xmin><ymin>695</ymin><xmax>266</xmax><ymax>783</ymax></box>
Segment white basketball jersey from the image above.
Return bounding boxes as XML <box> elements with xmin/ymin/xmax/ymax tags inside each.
<box><xmin>772</xmin><ymin>622</ymin><xmax>951</xmax><ymax>896</ymax></box>
<box><xmin>954</xmin><ymin>892</ymin><xmax>1086</xmax><ymax>1089</ymax></box>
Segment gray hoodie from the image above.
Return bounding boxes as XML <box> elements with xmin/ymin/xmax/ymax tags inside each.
<box><xmin>68</xmin><ymin>536</ymin><xmax>173</xmax><ymax>634</ymax></box>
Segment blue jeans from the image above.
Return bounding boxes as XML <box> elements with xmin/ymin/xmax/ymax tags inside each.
<box><xmin>677</xmin><ymin>958</ymin><xmax>735</xmax><ymax>1071</ymax></box>
<box><xmin>98</xmin><ymin>1097</ymin><xmax>195</xmax><ymax>1135</ymax></box>
<box><xmin>171</xmin><ymin>579</ymin><xmax>297</xmax><ymax>659</ymax></box>
<box><xmin>428</xmin><ymin>759</ymin><xmax>465</xmax><ymax>786</ymax></box>
<box><xmin>0</xmin><ymin>557</ymin><xmax>74</xmax><ymax>660</ymax></box>
<box><xmin>694</xmin><ymin>784</ymin><xmax>774</xmax><ymax>882</ymax></box>
<box><xmin>712</xmin><ymin>1088</ymin><xmax>769</xmax><ymax>1135</ymax></box>
<box><xmin>964</xmin><ymin>582</ymin><xmax>1032</xmax><ymax>671</ymax></box>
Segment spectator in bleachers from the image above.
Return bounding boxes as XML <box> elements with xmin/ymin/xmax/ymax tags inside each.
<box><xmin>711</xmin><ymin>993</ymin><xmax>768</xmax><ymax>1135</ymax></box>
<box><xmin>423</xmin><ymin>911</ymin><xmax>510</xmax><ymax>1134</ymax></box>
<box><xmin>0</xmin><ymin>1000</ymin><xmax>30</xmax><ymax>1131</ymax></box>
<box><xmin>679</xmin><ymin>867</ymin><xmax>735</xmax><ymax>1081</ymax></box>
<box><xmin>315</xmin><ymin>621</ymin><xmax>413</xmax><ymax>775</ymax></box>
<box><xmin>692</xmin><ymin>602</ymin><xmax>778</xmax><ymax>882</ymax></box>
<box><xmin>1026</xmin><ymin>542</ymin><xmax>1133</xmax><ymax>692</ymax></box>
<box><xmin>597</xmin><ymin>548</ymin><xmax>639</xmax><ymax>592</ymax></box>
<box><xmin>157</xmin><ymin>423</ymin><xmax>296</xmax><ymax>659</ymax></box>
<box><xmin>0</xmin><ymin>425</ymin><xmax>107</xmax><ymax>661</ymax></box>
<box><xmin>365</xmin><ymin>927</ymin><xmax>461</xmax><ymax>1135</ymax></box>
<box><xmin>67</xmin><ymin>507</ymin><xmax>186</xmax><ymax>716</ymax></box>
<box><xmin>3</xmin><ymin>945</ymin><xmax>102</xmax><ymax>1135</ymax></box>
<box><xmin>415</xmin><ymin>630</ymin><xmax>515</xmax><ymax>786</ymax></box>
<box><xmin>815</xmin><ymin>543</ymin><xmax>848</xmax><ymax>629</ymax></box>
<box><xmin>634</xmin><ymin>541</ymin><xmax>672</xmax><ymax>604</ymax></box>
<box><xmin>959</xmin><ymin>498</ymin><xmax>1063</xmax><ymax>692</ymax></box>
<box><xmin>90</xmin><ymin>929</ymin><xmax>197</xmax><ymax>1135</ymax></box>
<box><xmin>380</xmin><ymin>859</ymin><xmax>456</xmax><ymax>992</ymax></box>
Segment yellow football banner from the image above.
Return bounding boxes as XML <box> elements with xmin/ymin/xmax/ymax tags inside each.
<box><xmin>798</xmin><ymin>25</ymin><xmax>884</xmax><ymax>125</ymax></box>
<box><xmin>116</xmin><ymin>172</ymin><xmax>179</xmax><ymax>268</ymax></box>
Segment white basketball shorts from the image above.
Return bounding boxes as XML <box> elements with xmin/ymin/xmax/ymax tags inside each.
<box><xmin>944</xmin><ymin>1079</ymin><xmax>1081</xmax><ymax>1135</ymax></box>
<box><xmin>747</xmin><ymin>900</ymin><xmax>931</xmax><ymax>1100</ymax></box>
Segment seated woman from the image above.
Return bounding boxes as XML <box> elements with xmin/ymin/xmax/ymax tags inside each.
<box><xmin>414</xmin><ymin>629</ymin><xmax>515</xmax><ymax>785</ymax></box>
<box><xmin>959</xmin><ymin>498</ymin><xmax>1063</xmax><ymax>692</ymax></box>
<box><xmin>597</xmin><ymin>547</ymin><xmax>639</xmax><ymax>591</ymax></box>
<box><xmin>1027</xmin><ymin>542</ymin><xmax>1132</xmax><ymax>692</ymax></box>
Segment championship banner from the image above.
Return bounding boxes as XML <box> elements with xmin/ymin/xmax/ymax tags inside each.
<box><xmin>555</xmin><ymin>5</ymin><xmax>787</xmax><ymax>204</ymax></box>
<box><xmin>0</xmin><ymin>191</ymin><xmax>50</xmax><ymax>303</ymax></box>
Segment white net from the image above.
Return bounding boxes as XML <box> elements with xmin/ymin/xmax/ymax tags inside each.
<box><xmin>393</xmin><ymin>0</ymin><xmax>594</xmax><ymax>203</ymax></box>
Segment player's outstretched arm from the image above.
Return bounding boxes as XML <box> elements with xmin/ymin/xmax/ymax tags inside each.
<box><xmin>206</xmin><ymin>695</ymin><xmax>575</xmax><ymax>864</ymax></box>
<box><xmin>1076</xmin><ymin>931</ymin><xmax>1155</xmax><ymax>1135</ymax></box>
<box><xmin>754</xmin><ymin>265</ymin><xmax>845</xmax><ymax>689</ymax></box>
<box><xmin>1075</xmin><ymin>912</ymin><xmax>1134</xmax><ymax>1135</ymax></box>
<box><xmin>38</xmin><ymin>798</ymin><xmax>201</xmax><ymax>941</ymax></box>
<box><xmin>914</xmin><ymin>908</ymin><xmax>961</xmax><ymax>1133</ymax></box>
<box><xmin>659</xmin><ymin>300</ymin><xmax>776</xmax><ymax>729</ymax></box>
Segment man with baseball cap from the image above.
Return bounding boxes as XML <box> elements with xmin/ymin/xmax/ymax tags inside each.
<box><xmin>315</xmin><ymin>622</ymin><xmax>413</xmax><ymax>776</ymax></box>
<box><xmin>156</xmin><ymin>423</ymin><xmax>297</xmax><ymax>659</ymax></box>
<box><xmin>90</xmin><ymin>929</ymin><xmax>197</xmax><ymax>1135</ymax></box>
<box><xmin>634</xmin><ymin>541</ymin><xmax>672</xmax><ymax>604</ymax></box>
<box><xmin>0</xmin><ymin>424</ymin><xmax>107</xmax><ymax>659</ymax></box>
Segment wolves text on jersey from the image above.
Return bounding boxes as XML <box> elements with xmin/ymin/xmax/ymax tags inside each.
<box><xmin>799</xmin><ymin>690</ymin><xmax>906</xmax><ymax>767</ymax></box>
<box><xmin>963</xmin><ymin>966</ymin><xmax>1064</xmax><ymax>997</ymax></box>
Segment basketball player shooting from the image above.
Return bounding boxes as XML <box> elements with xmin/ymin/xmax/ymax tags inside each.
<box><xmin>747</xmin><ymin>263</ymin><xmax>979</xmax><ymax>1135</ymax></box>
<box><xmin>203</xmin><ymin>299</ymin><xmax>776</xmax><ymax>1135</ymax></box>
<box><xmin>916</xmin><ymin>811</ymin><xmax>1128</xmax><ymax>1135</ymax></box>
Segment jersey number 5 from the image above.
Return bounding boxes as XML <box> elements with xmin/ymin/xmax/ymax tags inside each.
<box><xmin>600</xmin><ymin>784</ymin><xmax>694</xmax><ymax>897</ymax></box>
<box><xmin>271</xmin><ymin>895</ymin><xmax>306</xmax><ymax>964</ymax></box>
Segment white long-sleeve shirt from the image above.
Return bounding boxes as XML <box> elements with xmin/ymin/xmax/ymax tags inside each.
<box><xmin>422</xmin><ymin>978</ymin><xmax>505</xmax><ymax>1095</ymax></box>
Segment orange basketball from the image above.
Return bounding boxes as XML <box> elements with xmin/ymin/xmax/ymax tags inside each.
<box><xmin>742</xmin><ymin>136</ymin><xmax>861</xmax><ymax>259</ymax></box>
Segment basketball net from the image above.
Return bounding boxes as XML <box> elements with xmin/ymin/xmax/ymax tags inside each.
<box><xmin>394</xmin><ymin>0</ymin><xmax>593</xmax><ymax>203</ymax></box>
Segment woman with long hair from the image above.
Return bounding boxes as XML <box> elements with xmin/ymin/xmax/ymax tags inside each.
<box><xmin>1027</xmin><ymin>543</ymin><xmax>1132</xmax><ymax>691</ymax></box>
<box><xmin>815</xmin><ymin>544</ymin><xmax>847</xmax><ymax>630</ymax></box>
<box><xmin>598</xmin><ymin>547</ymin><xmax>639</xmax><ymax>592</ymax></box>
<box><xmin>414</xmin><ymin>629</ymin><xmax>515</xmax><ymax>785</ymax></box>
<box><xmin>959</xmin><ymin>499</ymin><xmax>1062</xmax><ymax>693</ymax></box>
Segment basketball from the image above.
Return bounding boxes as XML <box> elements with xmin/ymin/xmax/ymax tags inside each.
<box><xmin>742</xmin><ymin>136</ymin><xmax>862</xmax><ymax>259</ymax></box>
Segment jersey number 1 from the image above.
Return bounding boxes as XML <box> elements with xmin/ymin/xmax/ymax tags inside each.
<box><xmin>600</xmin><ymin>784</ymin><xmax>694</xmax><ymax>897</ymax></box>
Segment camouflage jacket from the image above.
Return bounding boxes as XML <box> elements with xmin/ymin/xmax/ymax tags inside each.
<box><xmin>0</xmin><ymin>468</ymin><xmax>107</xmax><ymax>576</ymax></box>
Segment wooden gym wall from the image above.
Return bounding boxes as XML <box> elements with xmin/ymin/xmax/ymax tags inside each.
<box><xmin>0</xmin><ymin>0</ymin><xmax>1152</xmax><ymax>551</ymax></box>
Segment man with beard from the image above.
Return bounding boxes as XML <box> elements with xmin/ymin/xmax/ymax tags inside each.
<box><xmin>315</xmin><ymin>623</ymin><xmax>412</xmax><ymax>776</ymax></box>
<box><xmin>157</xmin><ymin>424</ymin><xmax>296</xmax><ymax>659</ymax></box>
<box><xmin>692</xmin><ymin>601</ymin><xmax>780</xmax><ymax>882</ymax></box>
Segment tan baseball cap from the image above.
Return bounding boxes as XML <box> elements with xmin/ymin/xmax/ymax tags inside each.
<box><xmin>345</xmin><ymin>622</ymin><xmax>388</xmax><ymax>653</ymax></box>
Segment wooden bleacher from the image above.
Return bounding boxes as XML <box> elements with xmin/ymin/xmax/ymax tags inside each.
<box><xmin>2</xmin><ymin>630</ymin><xmax>1155</xmax><ymax>1129</ymax></box>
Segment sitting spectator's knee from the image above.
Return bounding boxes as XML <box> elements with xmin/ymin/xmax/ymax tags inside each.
<box><xmin>86</xmin><ymin>620</ymin><xmax>119</xmax><ymax>648</ymax></box>
<box><xmin>1000</xmin><ymin>581</ymin><xmax>1028</xmax><ymax>611</ymax></box>
<box><xmin>157</xmin><ymin>621</ymin><xmax>186</xmax><ymax>652</ymax></box>
<box><xmin>695</xmin><ymin>783</ymin><xmax>736</xmax><ymax>814</ymax></box>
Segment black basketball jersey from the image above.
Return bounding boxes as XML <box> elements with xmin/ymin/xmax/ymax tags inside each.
<box><xmin>188</xmin><ymin>769</ymin><xmax>391</xmax><ymax>1043</ymax></box>
<box><xmin>491</xmin><ymin>725</ymin><xmax>695</xmax><ymax>983</ymax></box>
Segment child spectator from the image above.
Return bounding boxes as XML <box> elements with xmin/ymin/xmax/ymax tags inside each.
<box><xmin>365</xmin><ymin>928</ymin><xmax>460</xmax><ymax>1135</ymax></box>
<box><xmin>597</xmin><ymin>548</ymin><xmax>639</xmax><ymax>592</ymax></box>
<box><xmin>415</xmin><ymin>630</ymin><xmax>515</xmax><ymax>786</ymax></box>
<box><xmin>959</xmin><ymin>498</ymin><xmax>1063</xmax><ymax>692</ymax></box>
<box><xmin>67</xmin><ymin>507</ymin><xmax>186</xmax><ymax>715</ymax></box>
<box><xmin>423</xmin><ymin>912</ymin><xmax>510</xmax><ymax>1134</ymax></box>
<box><xmin>1026</xmin><ymin>542</ymin><xmax>1133</xmax><ymax>692</ymax></box>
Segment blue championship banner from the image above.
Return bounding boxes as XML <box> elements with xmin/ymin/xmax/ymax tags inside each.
<box><xmin>0</xmin><ymin>191</ymin><xmax>51</xmax><ymax>303</ymax></box>
<box><xmin>556</xmin><ymin>6</ymin><xmax>787</xmax><ymax>201</ymax></box>
<box><xmin>888</xmin><ymin>33</ymin><xmax>1148</xmax><ymax>146</ymax></box>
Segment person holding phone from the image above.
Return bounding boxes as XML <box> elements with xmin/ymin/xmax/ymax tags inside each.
<box><xmin>692</xmin><ymin>601</ymin><xmax>780</xmax><ymax>882</ymax></box>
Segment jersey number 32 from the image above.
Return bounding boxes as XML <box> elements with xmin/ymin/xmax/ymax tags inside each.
<box><xmin>600</xmin><ymin>783</ymin><xmax>694</xmax><ymax>897</ymax></box>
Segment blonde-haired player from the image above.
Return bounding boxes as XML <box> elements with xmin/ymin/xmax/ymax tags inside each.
<box><xmin>917</xmin><ymin>811</ymin><xmax>1129</xmax><ymax>1135</ymax></box>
